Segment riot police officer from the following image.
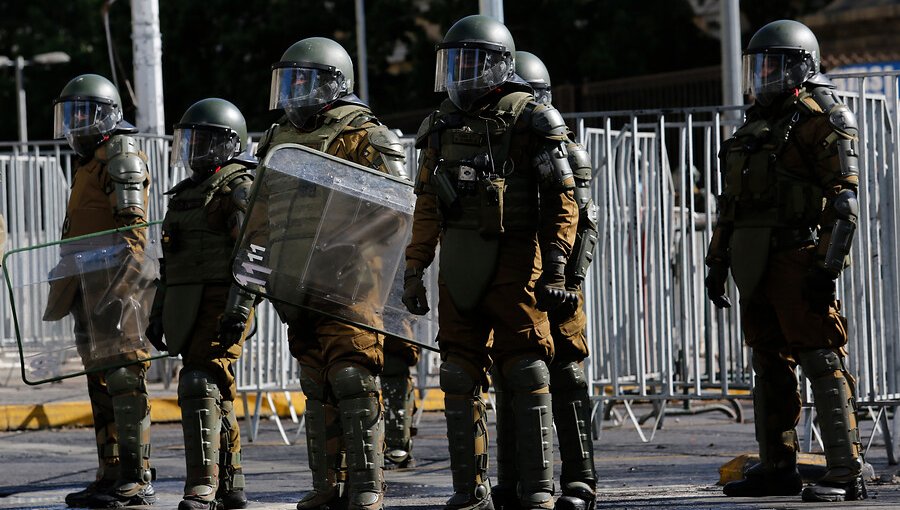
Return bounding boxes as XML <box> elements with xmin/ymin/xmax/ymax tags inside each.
<box><xmin>146</xmin><ymin>98</ymin><xmax>255</xmax><ymax>510</ymax></box>
<box><xmin>705</xmin><ymin>20</ymin><xmax>866</xmax><ymax>502</ymax></box>
<box><xmin>255</xmin><ymin>37</ymin><xmax>408</xmax><ymax>510</ymax></box>
<box><xmin>50</xmin><ymin>74</ymin><xmax>156</xmax><ymax>508</ymax></box>
<box><xmin>490</xmin><ymin>50</ymin><xmax>598</xmax><ymax>510</ymax></box>
<box><xmin>403</xmin><ymin>16</ymin><xmax>579</xmax><ymax>510</ymax></box>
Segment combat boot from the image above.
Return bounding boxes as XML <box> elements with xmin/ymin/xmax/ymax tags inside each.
<box><xmin>217</xmin><ymin>401</ymin><xmax>249</xmax><ymax>509</ymax></box>
<box><xmin>490</xmin><ymin>368</ymin><xmax>519</xmax><ymax>510</ymax></box>
<box><xmin>381</xmin><ymin>359</ymin><xmax>416</xmax><ymax>470</ymax></box>
<box><xmin>65</xmin><ymin>477</ymin><xmax>117</xmax><ymax>508</ymax></box>
<box><xmin>550</xmin><ymin>361</ymin><xmax>596</xmax><ymax>510</ymax></box>
<box><xmin>297</xmin><ymin>368</ymin><xmax>348</xmax><ymax>510</ymax></box>
<box><xmin>798</xmin><ymin>349</ymin><xmax>867</xmax><ymax>503</ymax></box>
<box><xmin>722</xmin><ymin>459</ymin><xmax>802</xmax><ymax>497</ymax></box>
<box><xmin>440</xmin><ymin>361</ymin><xmax>494</xmax><ymax>510</ymax></box>
<box><xmin>177</xmin><ymin>370</ymin><xmax>223</xmax><ymax>510</ymax></box>
<box><xmin>504</xmin><ymin>357</ymin><xmax>554</xmax><ymax>510</ymax></box>
<box><xmin>84</xmin><ymin>367</ymin><xmax>157</xmax><ymax>508</ymax></box>
<box><xmin>331</xmin><ymin>365</ymin><xmax>385</xmax><ymax>510</ymax></box>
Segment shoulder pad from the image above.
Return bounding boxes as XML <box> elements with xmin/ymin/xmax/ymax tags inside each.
<box><xmin>415</xmin><ymin>112</ymin><xmax>437</xmax><ymax>149</ymax></box>
<box><xmin>807</xmin><ymin>86</ymin><xmax>842</xmax><ymax>115</ymax></box>
<box><xmin>105</xmin><ymin>134</ymin><xmax>142</xmax><ymax>159</ymax></box>
<box><xmin>105</xmin><ymin>136</ymin><xmax>148</xmax><ymax>183</ymax></box>
<box><xmin>829</xmin><ymin>104</ymin><xmax>859</xmax><ymax>139</ymax></box>
<box><xmin>530</xmin><ymin>103</ymin><xmax>568</xmax><ymax>137</ymax></box>
<box><xmin>255</xmin><ymin>123</ymin><xmax>279</xmax><ymax>158</ymax></box>
<box><xmin>350</xmin><ymin>112</ymin><xmax>378</xmax><ymax>128</ymax></box>
<box><xmin>567</xmin><ymin>141</ymin><xmax>593</xmax><ymax>181</ymax></box>
<box><xmin>367</xmin><ymin>125</ymin><xmax>406</xmax><ymax>158</ymax></box>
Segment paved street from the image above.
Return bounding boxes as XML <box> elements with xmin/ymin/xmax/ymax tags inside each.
<box><xmin>1</xmin><ymin>399</ymin><xmax>899</xmax><ymax>509</ymax></box>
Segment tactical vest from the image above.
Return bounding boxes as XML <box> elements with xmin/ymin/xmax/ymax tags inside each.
<box><xmin>719</xmin><ymin>96</ymin><xmax>823</xmax><ymax>229</ymax></box>
<box><xmin>264</xmin><ymin>104</ymin><xmax>372</xmax><ymax>153</ymax></box>
<box><xmin>162</xmin><ymin>164</ymin><xmax>251</xmax><ymax>285</ymax></box>
<box><xmin>63</xmin><ymin>139</ymin><xmax>149</xmax><ymax>239</ymax></box>
<box><xmin>432</xmin><ymin>92</ymin><xmax>537</xmax><ymax>234</ymax></box>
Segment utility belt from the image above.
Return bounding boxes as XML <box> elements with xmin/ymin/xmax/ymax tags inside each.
<box><xmin>769</xmin><ymin>226</ymin><xmax>817</xmax><ymax>251</ymax></box>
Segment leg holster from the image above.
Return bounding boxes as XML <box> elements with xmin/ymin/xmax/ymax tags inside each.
<box><xmin>107</xmin><ymin>366</ymin><xmax>152</xmax><ymax>485</ymax></box>
<box><xmin>501</xmin><ymin>357</ymin><xmax>554</xmax><ymax>509</ymax></box>
<box><xmin>440</xmin><ymin>360</ymin><xmax>491</xmax><ymax>507</ymax></box>
<box><xmin>178</xmin><ymin>368</ymin><xmax>222</xmax><ymax>501</ymax></box>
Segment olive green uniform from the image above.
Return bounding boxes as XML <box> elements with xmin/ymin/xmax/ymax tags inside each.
<box><xmin>48</xmin><ymin>136</ymin><xmax>155</xmax><ymax>504</ymax></box>
<box><xmin>407</xmin><ymin>91</ymin><xmax>578</xmax><ymax>509</ymax></box>
<box><xmin>708</xmin><ymin>86</ymin><xmax>863</xmax><ymax>495</ymax></box>
<box><xmin>255</xmin><ymin>101</ymin><xmax>407</xmax><ymax>509</ymax></box>
<box><xmin>153</xmin><ymin>163</ymin><xmax>255</xmax><ymax>505</ymax></box>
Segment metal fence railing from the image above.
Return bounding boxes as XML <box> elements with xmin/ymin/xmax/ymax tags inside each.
<box><xmin>2</xmin><ymin>73</ymin><xmax>899</xmax><ymax>459</ymax></box>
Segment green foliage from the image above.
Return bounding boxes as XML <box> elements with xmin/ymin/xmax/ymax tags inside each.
<box><xmin>0</xmin><ymin>0</ymin><xmax>831</xmax><ymax>141</ymax></box>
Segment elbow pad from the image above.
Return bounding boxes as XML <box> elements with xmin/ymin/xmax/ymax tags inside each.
<box><xmin>534</xmin><ymin>140</ymin><xmax>576</xmax><ymax>191</ymax></box>
<box><xmin>106</xmin><ymin>135</ymin><xmax>148</xmax><ymax>216</ymax></box>
<box><xmin>366</xmin><ymin>125</ymin><xmax>409</xmax><ymax>179</ymax></box>
<box><xmin>822</xmin><ymin>188</ymin><xmax>859</xmax><ymax>277</ymax></box>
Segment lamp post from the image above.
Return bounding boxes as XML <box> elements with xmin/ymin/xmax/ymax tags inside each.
<box><xmin>0</xmin><ymin>51</ymin><xmax>71</xmax><ymax>142</ymax></box>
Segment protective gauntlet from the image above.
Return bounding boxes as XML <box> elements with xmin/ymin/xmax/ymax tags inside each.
<box><xmin>536</xmin><ymin>250</ymin><xmax>577</xmax><ymax>311</ymax></box>
<box><xmin>704</xmin><ymin>263</ymin><xmax>732</xmax><ymax>309</ymax></box>
<box><xmin>402</xmin><ymin>267</ymin><xmax>429</xmax><ymax>315</ymax></box>
<box><xmin>218</xmin><ymin>286</ymin><xmax>254</xmax><ymax>347</ymax></box>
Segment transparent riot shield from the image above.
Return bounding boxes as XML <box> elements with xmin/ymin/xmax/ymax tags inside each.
<box><xmin>3</xmin><ymin>222</ymin><xmax>164</xmax><ymax>384</ymax></box>
<box><xmin>233</xmin><ymin>143</ymin><xmax>437</xmax><ymax>349</ymax></box>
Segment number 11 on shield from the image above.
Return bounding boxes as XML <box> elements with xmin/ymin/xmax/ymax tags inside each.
<box><xmin>235</xmin><ymin>244</ymin><xmax>272</xmax><ymax>287</ymax></box>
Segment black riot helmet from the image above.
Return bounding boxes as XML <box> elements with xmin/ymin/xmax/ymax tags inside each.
<box><xmin>171</xmin><ymin>98</ymin><xmax>248</xmax><ymax>179</ymax></box>
<box><xmin>269</xmin><ymin>37</ymin><xmax>355</xmax><ymax>128</ymax></box>
<box><xmin>515</xmin><ymin>51</ymin><xmax>552</xmax><ymax>105</ymax></box>
<box><xmin>53</xmin><ymin>74</ymin><xmax>126</xmax><ymax>157</ymax></box>
<box><xmin>435</xmin><ymin>15</ymin><xmax>517</xmax><ymax>111</ymax></box>
<box><xmin>742</xmin><ymin>20</ymin><xmax>821</xmax><ymax>106</ymax></box>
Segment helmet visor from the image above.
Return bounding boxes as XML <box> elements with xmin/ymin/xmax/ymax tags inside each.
<box><xmin>171</xmin><ymin>125</ymin><xmax>239</xmax><ymax>174</ymax></box>
<box><xmin>434</xmin><ymin>47</ymin><xmax>512</xmax><ymax>93</ymax></box>
<box><xmin>52</xmin><ymin>99</ymin><xmax>121</xmax><ymax>139</ymax></box>
<box><xmin>268</xmin><ymin>64</ymin><xmax>346</xmax><ymax>111</ymax></box>
<box><xmin>742</xmin><ymin>51</ymin><xmax>816</xmax><ymax>101</ymax></box>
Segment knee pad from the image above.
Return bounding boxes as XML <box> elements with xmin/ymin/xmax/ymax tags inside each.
<box><xmin>797</xmin><ymin>349</ymin><xmax>842</xmax><ymax>379</ymax></box>
<box><xmin>299</xmin><ymin>366</ymin><xmax>328</xmax><ymax>401</ymax></box>
<box><xmin>178</xmin><ymin>369</ymin><xmax>220</xmax><ymax>400</ymax></box>
<box><xmin>440</xmin><ymin>360</ymin><xmax>480</xmax><ymax>396</ymax></box>
<box><xmin>549</xmin><ymin>361</ymin><xmax>587</xmax><ymax>392</ymax></box>
<box><xmin>501</xmin><ymin>356</ymin><xmax>550</xmax><ymax>392</ymax></box>
<box><xmin>328</xmin><ymin>364</ymin><xmax>379</xmax><ymax>400</ymax></box>
<box><xmin>106</xmin><ymin>366</ymin><xmax>145</xmax><ymax>396</ymax></box>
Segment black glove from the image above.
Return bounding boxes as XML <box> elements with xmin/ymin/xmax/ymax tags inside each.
<box><xmin>803</xmin><ymin>267</ymin><xmax>837</xmax><ymax>313</ymax></box>
<box><xmin>218</xmin><ymin>308</ymin><xmax>250</xmax><ymax>347</ymax></box>
<box><xmin>402</xmin><ymin>267</ymin><xmax>430</xmax><ymax>315</ymax></box>
<box><xmin>536</xmin><ymin>251</ymin><xmax>577</xmax><ymax>312</ymax></box>
<box><xmin>145</xmin><ymin>315</ymin><xmax>167</xmax><ymax>352</ymax></box>
<box><xmin>704</xmin><ymin>263</ymin><xmax>732</xmax><ymax>309</ymax></box>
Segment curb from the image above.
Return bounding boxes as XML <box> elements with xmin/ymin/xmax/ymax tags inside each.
<box><xmin>1</xmin><ymin>388</ymin><xmax>449</xmax><ymax>431</ymax></box>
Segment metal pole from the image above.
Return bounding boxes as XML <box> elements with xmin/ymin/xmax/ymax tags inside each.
<box><xmin>479</xmin><ymin>0</ymin><xmax>504</xmax><ymax>22</ymax></box>
<box><xmin>355</xmin><ymin>0</ymin><xmax>369</xmax><ymax>104</ymax></box>
<box><xmin>14</xmin><ymin>56</ymin><xmax>27</xmax><ymax>143</ymax></box>
<box><xmin>130</xmin><ymin>0</ymin><xmax>165</xmax><ymax>134</ymax></box>
<box><xmin>720</xmin><ymin>0</ymin><xmax>742</xmax><ymax>109</ymax></box>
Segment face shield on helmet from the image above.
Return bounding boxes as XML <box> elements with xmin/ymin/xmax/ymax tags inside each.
<box><xmin>269</xmin><ymin>62</ymin><xmax>349</xmax><ymax>127</ymax></box>
<box><xmin>434</xmin><ymin>43</ymin><xmax>514</xmax><ymax>110</ymax></box>
<box><xmin>742</xmin><ymin>50</ymin><xmax>817</xmax><ymax>105</ymax></box>
<box><xmin>171</xmin><ymin>124</ymin><xmax>240</xmax><ymax>177</ymax></box>
<box><xmin>53</xmin><ymin>98</ymin><xmax>122</xmax><ymax>155</ymax></box>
